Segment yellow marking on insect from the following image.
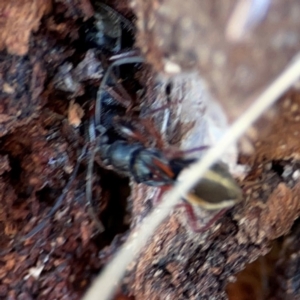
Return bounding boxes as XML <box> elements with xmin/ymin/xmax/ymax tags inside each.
<box><xmin>184</xmin><ymin>163</ymin><xmax>243</xmax><ymax>210</ymax></box>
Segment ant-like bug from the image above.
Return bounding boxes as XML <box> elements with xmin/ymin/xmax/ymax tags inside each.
<box><xmin>80</xmin><ymin>1</ymin><xmax>243</xmax><ymax>232</ymax></box>
<box><xmin>89</xmin><ymin>49</ymin><xmax>243</xmax><ymax>232</ymax></box>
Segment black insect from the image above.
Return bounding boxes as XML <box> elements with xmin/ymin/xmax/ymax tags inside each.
<box><xmin>82</xmin><ymin>0</ymin><xmax>244</xmax><ymax>230</ymax></box>
<box><xmin>90</xmin><ymin>50</ymin><xmax>243</xmax><ymax>232</ymax></box>
<box><xmin>96</xmin><ymin>114</ymin><xmax>242</xmax><ymax>232</ymax></box>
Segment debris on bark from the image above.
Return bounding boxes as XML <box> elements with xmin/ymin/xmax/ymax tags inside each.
<box><xmin>1</xmin><ymin>0</ymin><xmax>300</xmax><ymax>299</ymax></box>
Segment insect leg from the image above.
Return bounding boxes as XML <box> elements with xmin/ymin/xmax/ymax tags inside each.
<box><xmin>151</xmin><ymin>186</ymin><xmax>171</xmax><ymax>206</ymax></box>
<box><xmin>103</xmin><ymin>85</ymin><xmax>132</xmax><ymax>108</ymax></box>
<box><xmin>109</xmin><ymin>50</ymin><xmax>141</xmax><ymax>62</ymax></box>
<box><xmin>167</xmin><ymin>145</ymin><xmax>210</xmax><ymax>160</ymax></box>
<box><xmin>179</xmin><ymin>202</ymin><xmax>229</xmax><ymax>233</ymax></box>
<box><xmin>138</xmin><ymin>118</ymin><xmax>166</xmax><ymax>149</ymax></box>
<box><xmin>95</xmin><ymin>56</ymin><xmax>144</xmax><ymax>127</ymax></box>
<box><xmin>86</xmin><ymin>120</ymin><xmax>105</xmax><ymax>234</ymax></box>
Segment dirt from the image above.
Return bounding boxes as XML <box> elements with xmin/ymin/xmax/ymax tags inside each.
<box><xmin>0</xmin><ymin>0</ymin><xmax>300</xmax><ymax>300</ymax></box>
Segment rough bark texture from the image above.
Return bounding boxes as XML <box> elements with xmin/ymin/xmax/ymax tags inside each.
<box><xmin>0</xmin><ymin>0</ymin><xmax>300</xmax><ymax>299</ymax></box>
<box><xmin>126</xmin><ymin>92</ymin><xmax>300</xmax><ymax>298</ymax></box>
<box><xmin>132</xmin><ymin>0</ymin><xmax>300</xmax><ymax>120</ymax></box>
<box><xmin>125</xmin><ymin>0</ymin><xmax>300</xmax><ymax>298</ymax></box>
<box><xmin>0</xmin><ymin>0</ymin><xmax>52</xmax><ymax>55</ymax></box>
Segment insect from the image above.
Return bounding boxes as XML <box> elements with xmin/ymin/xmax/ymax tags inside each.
<box><xmin>96</xmin><ymin>114</ymin><xmax>242</xmax><ymax>232</ymax></box>
<box><xmin>85</xmin><ymin>0</ymin><xmax>244</xmax><ymax>231</ymax></box>
<box><xmin>91</xmin><ymin>50</ymin><xmax>243</xmax><ymax>232</ymax></box>
<box><xmin>99</xmin><ymin>121</ymin><xmax>242</xmax><ymax>231</ymax></box>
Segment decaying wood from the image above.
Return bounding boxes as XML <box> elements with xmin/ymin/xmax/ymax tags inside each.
<box><xmin>0</xmin><ymin>0</ymin><xmax>52</xmax><ymax>55</ymax></box>
<box><xmin>1</xmin><ymin>0</ymin><xmax>300</xmax><ymax>299</ymax></box>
